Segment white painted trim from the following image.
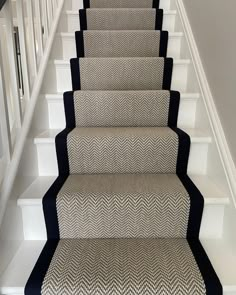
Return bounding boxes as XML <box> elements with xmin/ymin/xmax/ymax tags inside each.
<box><xmin>0</xmin><ymin>0</ymin><xmax>65</xmax><ymax>226</ymax></box>
<box><xmin>176</xmin><ymin>0</ymin><xmax>236</xmax><ymax>207</ymax></box>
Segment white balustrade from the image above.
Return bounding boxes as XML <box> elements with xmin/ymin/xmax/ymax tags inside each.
<box><xmin>0</xmin><ymin>0</ymin><xmax>61</xmax><ymax>184</ymax></box>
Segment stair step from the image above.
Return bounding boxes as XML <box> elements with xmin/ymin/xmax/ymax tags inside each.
<box><xmin>58</xmin><ymin>9</ymin><xmax>177</xmax><ymax>33</ymax></box>
<box><xmin>77</xmin><ymin>30</ymin><xmax>169</xmax><ymax>57</ymax></box>
<box><xmin>42</xmin><ymin>59</ymin><xmax>190</xmax><ymax>93</ymax></box>
<box><xmin>35</xmin><ymin>174</ymin><xmax>219</xmax><ymax>238</ymax></box>
<box><xmin>61</xmin><ymin>127</ymin><xmax>197</xmax><ymax>174</ymax></box>
<box><xmin>65</xmin><ymin>90</ymin><xmax>180</xmax><ymax>128</ymax></box>
<box><xmin>64</xmin><ymin>0</ymin><xmax>172</xmax><ymax>11</ymax></box>
<box><xmin>1</xmin><ymin>238</ymin><xmax>235</xmax><ymax>294</ymax></box>
<box><xmin>16</xmin><ymin>174</ymin><xmax>228</xmax><ymax>240</ymax></box>
<box><xmin>84</xmin><ymin>0</ymin><xmax>159</xmax><ymax>9</ymax></box>
<box><xmin>72</xmin><ymin>57</ymin><xmax>173</xmax><ymax>91</ymax></box>
<box><xmin>4</xmin><ymin>239</ymin><xmax>222</xmax><ymax>293</ymax></box>
<box><xmin>34</xmin><ymin>128</ymin><xmax>211</xmax><ymax>176</ymax></box>
<box><xmin>17</xmin><ymin>175</ymin><xmax>230</xmax><ymax>207</ymax></box>
<box><xmin>52</xmin><ymin>31</ymin><xmax>184</xmax><ymax>59</ymax></box>
<box><xmin>44</xmin><ymin>92</ymin><xmax>199</xmax><ymax>129</ymax></box>
<box><xmin>81</xmin><ymin>8</ymin><xmax>164</xmax><ymax>31</ymax></box>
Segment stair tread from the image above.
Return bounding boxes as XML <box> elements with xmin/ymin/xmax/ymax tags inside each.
<box><xmin>59</xmin><ymin>31</ymin><xmax>184</xmax><ymax>37</ymax></box>
<box><xmin>34</xmin><ymin>128</ymin><xmax>212</xmax><ymax>144</ymax></box>
<box><xmin>86</xmin><ymin>0</ymin><xmax>155</xmax><ymax>9</ymax></box>
<box><xmin>0</xmin><ymin>238</ymin><xmax>235</xmax><ymax>294</ymax></box>
<box><xmin>52</xmin><ymin>58</ymin><xmax>191</xmax><ymax>64</ymax></box>
<box><xmin>66</xmin><ymin>9</ymin><xmax>177</xmax><ymax>15</ymax></box>
<box><xmin>44</xmin><ymin>91</ymin><xmax>200</xmax><ymax>101</ymax></box>
<box><xmin>85</xmin><ymin>0</ymin><xmax>155</xmax><ymax>9</ymax></box>
<box><xmin>18</xmin><ymin>174</ymin><xmax>229</xmax><ymax>206</ymax></box>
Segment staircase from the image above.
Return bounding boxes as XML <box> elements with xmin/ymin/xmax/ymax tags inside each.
<box><xmin>1</xmin><ymin>0</ymin><xmax>236</xmax><ymax>294</ymax></box>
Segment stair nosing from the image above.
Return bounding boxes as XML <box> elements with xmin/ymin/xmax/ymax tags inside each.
<box><xmin>17</xmin><ymin>175</ymin><xmax>230</xmax><ymax>207</ymax></box>
<box><xmin>43</xmin><ymin>92</ymin><xmax>200</xmax><ymax>101</ymax></box>
<box><xmin>58</xmin><ymin>31</ymin><xmax>184</xmax><ymax>37</ymax></box>
<box><xmin>65</xmin><ymin>9</ymin><xmax>177</xmax><ymax>15</ymax></box>
<box><xmin>33</xmin><ymin>128</ymin><xmax>212</xmax><ymax>144</ymax></box>
<box><xmin>52</xmin><ymin>58</ymin><xmax>191</xmax><ymax>65</ymax></box>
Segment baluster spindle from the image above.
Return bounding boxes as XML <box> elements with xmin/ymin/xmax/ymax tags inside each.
<box><xmin>47</xmin><ymin>0</ymin><xmax>53</xmax><ymax>30</ymax></box>
<box><xmin>34</xmin><ymin>0</ymin><xmax>44</xmax><ymax>62</ymax></box>
<box><xmin>41</xmin><ymin>0</ymin><xmax>49</xmax><ymax>41</ymax></box>
<box><xmin>26</xmin><ymin>0</ymin><xmax>38</xmax><ymax>76</ymax></box>
<box><xmin>2</xmin><ymin>1</ymin><xmax>22</xmax><ymax>128</ymax></box>
<box><xmin>16</xmin><ymin>0</ymin><xmax>31</xmax><ymax>102</ymax></box>
<box><xmin>0</xmin><ymin>45</ymin><xmax>12</xmax><ymax>160</ymax></box>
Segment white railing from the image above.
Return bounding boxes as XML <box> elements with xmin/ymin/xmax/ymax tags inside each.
<box><xmin>0</xmin><ymin>0</ymin><xmax>64</xmax><ymax>223</ymax></box>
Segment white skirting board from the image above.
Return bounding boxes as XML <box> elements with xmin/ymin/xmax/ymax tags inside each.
<box><xmin>175</xmin><ymin>0</ymin><xmax>236</xmax><ymax>208</ymax></box>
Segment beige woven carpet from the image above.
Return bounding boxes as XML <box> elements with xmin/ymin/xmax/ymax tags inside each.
<box><xmin>25</xmin><ymin>0</ymin><xmax>222</xmax><ymax>294</ymax></box>
<box><xmin>77</xmin><ymin>31</ymin><xmax>166</xmax><ymax>57</ymax></box>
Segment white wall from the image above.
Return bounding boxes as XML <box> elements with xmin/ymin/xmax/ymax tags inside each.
<box><xmin>183</xmin><ymin>0</ymin><xmax>236</xmax><ymax>166</ymax></box>
<box><xmin>0</xmin><ymin>128</ymin><xmax>3</xmax><ymax>158</ymax></box>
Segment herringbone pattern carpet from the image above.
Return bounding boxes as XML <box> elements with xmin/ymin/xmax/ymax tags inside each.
<box><xmin>56</xmin><ymin>174</ymin><xmax>189</xmax><ymax>238</ymax></box>
<box><xmin>88</xmin><ymin>0</ymin><xmax>154</xmax><ymax>8</ymax></box>
<box><xmin>86</xmin><ymin>9</ymin><xmax>157</xmax><ymax>30</ymax></box>
<box><xmin>67</xmin><ymin>127</ymin><xmax>179</xmax><ymax>174</ymax></box>
<box><xmin>73</xmin><ymin>90</ymin><xmax>171</xmax><ymax>126</ymax></box>
<box><xmin>79</xmin><ymin>57</ymin><xmax>165</xmax><ymax>90</ymax></box>
<box><xmin>25</xmin><ymin>0</ymin><xmax>222</xmax><ymax>294</ymax></box>
<box><xmin>82</xmin><ymin>31</ymin><xmax>162</xmax><ymax>57</ymax></box>
<box><xmin>42</xmin><ymin>239</ymin><xmax>206</xmax><ymax>295</ymax></box>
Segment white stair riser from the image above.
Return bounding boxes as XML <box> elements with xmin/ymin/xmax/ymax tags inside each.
<box><xmin>47</xmin><ymin>100</ymin><xmax>66</xmax><ymax>129</ymax></box>
<box><xmin>35</xmin><ymin>139</ymin><xmax>208</xmax><ymax>176</ymax></box>
<box><xmin>167</xmin><ymin>35</ymin><xmax>182</xmax><ymax>58</ymax></box>
<box><xmin>58</xmin><ymin>11</ymin><xmax>176</xmax><ymax>34</ymax></box>
<box><xmin>163</xmin><ymin>13</ymin><xmax>176</xmax><ymax>32</ymax></box>
<box><xmin>42</xmin><ymin>61</ymin><xmax>190</xmax><ymax>93</ymax></box>
<box><xmin>19</xmin><ymin>203</ymin><xmax>224</xmax><ymax>240</ymax></box>
<box><xmin>178</xmin><ymin>98</ymin><xmax>197</xmax><ymax>128</ymax></box>
<box><xmin>46</xmin><ymin>96</ymin><xmax>197</xmax><ymax>129</ymax></box>
<box><xmin>52</xmin><ymin>33</ymin><xmax>183</xmax><ymax>60</ymax></box>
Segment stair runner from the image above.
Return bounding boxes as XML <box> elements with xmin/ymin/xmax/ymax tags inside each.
<box><xmin>25</xmin><ymin>0</ymin><xmax>222</xmax><ymax>294</ymax></box>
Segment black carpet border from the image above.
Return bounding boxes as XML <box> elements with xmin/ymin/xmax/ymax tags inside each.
<box><xmin>43</xmin><ymin>176</ymin><xmax>68</xmax><ymax>239</ymax></box>
<box><xmin>168</xmin><ymin>91</ymin><xmax>180</xmax><ymax>127</ymax></box>
<box><xmin>159</xmin><ymin>31</ymin><xmax>168</xmax><ymax>57</ymax></box>
<box><xmin>70</xmin><ymin>58</ymin><xmax>81</xmax><ymax>91</ymax></box>
<box><xmin>43</xmin><ymin>128</ymin><xmax>72</xmax><ymax>239</ymax></box>
<box><xmin>188</xmin><ymin>238</ymin><xmax>223</xmax><ymax>295</ymax></box>
<box><xmin>25</xmin><ymin>127</ymin><xmax>72</xmax><ymax>292</ymax></box>
<box><xmin>171</xmin><ymin>127</ymin><xmax>190</xmax><ymax>174</ymax></box>
<box><xmin>25</xmin><ymin>240</ymin><xmax>59</xmax><ymax>295</ymax></box>
<box><xmin>79</xmin><ymin>9</ymin><xmax>87</xmax><ymax>30</ymax></box>
<box><xmin>163</xmin><ymin>57</ymin><xmax>173</xmax><ymax>89</ymax></box>
<box><xmin>83</xmin><ymin>0</ymin><xmax>90</xmax><ymax>8</ymax></box>
<box><xmin>155</xmin><ymin>9</ymin><xmax>163</xmax><ymax>30</ymax></box>
<box><xmin>152</xmin><ymin>0</ymin><xmax>160</xmax><ymax>9</ymax></box>
<box><xmin>64</xmin><ymin>91</ymin><xmax>75</xmax><ymax>128</ymax></box>
<box><xmin>174</xmin><ymin>143</ymin><xmax>223</xmax><ymax>294</ymax></box>
<box><xmin>56</xmin><ymin>128</ymin><xmax>72</xmax><ymax>175</ymax></box>
<box><xmin>75</xmin><ymin>31</ymin><xmax>85</xmax><ymax>57</ymax></box>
